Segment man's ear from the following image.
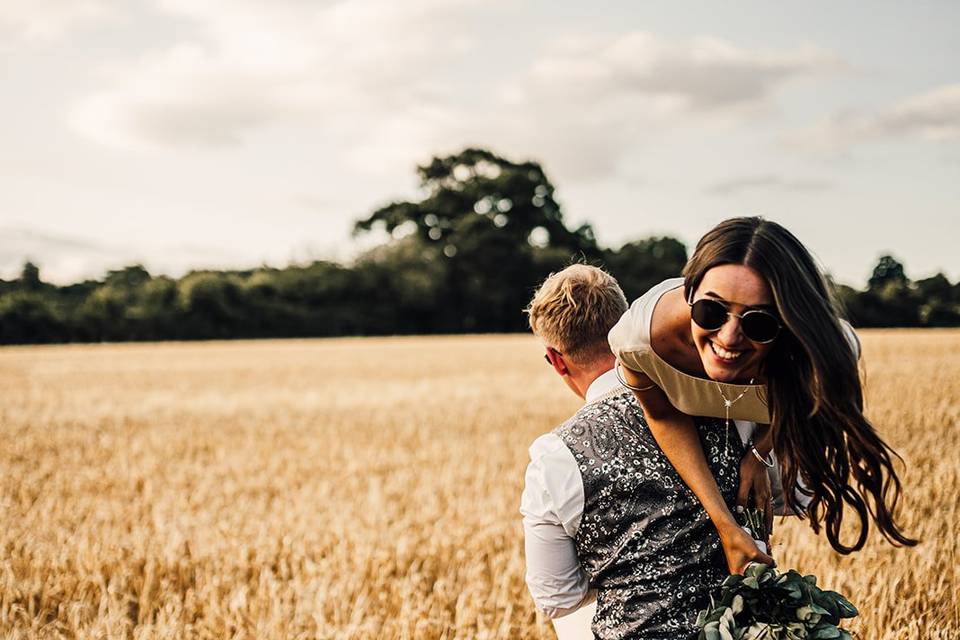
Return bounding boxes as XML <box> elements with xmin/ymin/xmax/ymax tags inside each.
<box><xmin>546</xmin><ymin>347</ymin><xmax>570</xmax><ymax>376</ymax></box>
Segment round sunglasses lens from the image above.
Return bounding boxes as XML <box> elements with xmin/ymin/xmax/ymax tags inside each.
<box><xmin>741</xmin><ymin>313</ymin><xmax>780</xmax><ymax>342</ymax></box>
<box><xmin>691</xmin><ymin>299</ymin><xmax>728</xmax><ymax>330</ymax></box>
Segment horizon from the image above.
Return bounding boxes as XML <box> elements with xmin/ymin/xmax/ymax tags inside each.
<box><xmin>2</xmin><ymin>215</ymin><xmax>947</xmax><ymax>291</ymax></box>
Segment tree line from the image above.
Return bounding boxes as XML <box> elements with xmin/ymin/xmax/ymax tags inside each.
<box><xmin>2</xmin><ymin>149</ymin><xmax>957</xmax><ymax>345</ymax></box>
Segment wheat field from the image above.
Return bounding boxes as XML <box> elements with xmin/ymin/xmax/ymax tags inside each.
<box><xmin>0</xmin><ymin>331</ymin><xmax>957</xmax><ymax>639</ymax></box>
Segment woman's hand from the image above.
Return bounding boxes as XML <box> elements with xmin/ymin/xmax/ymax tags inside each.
<box><xmin>737</xmin><ymin>451</ymin><xmax>775</xmax><ymax>539</ymax></box>
<box><xmin>717</xmin><ymin>520</ymin><xmax>775</xmax><ymax>574</ymax></box>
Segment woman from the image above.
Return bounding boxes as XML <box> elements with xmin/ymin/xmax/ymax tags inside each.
<box><xmin>609</xmin><ymin>216</ymin><xmax>916</xmax><ymax>574</ymax></box>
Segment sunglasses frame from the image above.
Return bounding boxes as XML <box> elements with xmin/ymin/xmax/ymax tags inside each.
<box><xmin>543</xmin><ymin>347</ymin><xmax>563</xmax><ymax>365</ymax></box>
<box><xmin>686</xmin><ymin>295</ymin><xmax>782</xmax><ymax>344</ymax></box>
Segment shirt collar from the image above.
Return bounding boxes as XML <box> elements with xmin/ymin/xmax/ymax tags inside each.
<box><xmin>584</xmin><ymin>367</ymin><xmax>622</xmax><ymax>404</ymax></box>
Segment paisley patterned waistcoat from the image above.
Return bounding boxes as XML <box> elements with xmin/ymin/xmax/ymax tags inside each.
<box><xmin>553</xmin><ymin>389</ymin><xmax>742</xmax><ymax>640</ymax></box>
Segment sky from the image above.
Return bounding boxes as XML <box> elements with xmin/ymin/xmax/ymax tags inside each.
<box><xmin>1</xmin><ymin>0</ymin><xmax>958</xmax><ymax>287</ymax></box>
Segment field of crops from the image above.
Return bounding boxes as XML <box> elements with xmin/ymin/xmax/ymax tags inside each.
<box><xmin>1</xmin><ymin>331</ymin><xmax>957</xmax><ymax>639</ymax></box>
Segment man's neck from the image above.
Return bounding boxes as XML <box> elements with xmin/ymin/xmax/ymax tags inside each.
<box><xmin>572</xmin><ymin>355</ymin><xmax>617</xmax><ymax>400</ymax></box>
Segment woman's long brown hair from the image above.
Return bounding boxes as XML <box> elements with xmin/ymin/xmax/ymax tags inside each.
<box><xmin>683</xmin><ymin>217</ymin><xmax>917</xmax><ymax>553</ymax></box>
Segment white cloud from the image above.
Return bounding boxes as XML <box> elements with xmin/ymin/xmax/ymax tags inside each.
<box><xmin>66</xmin><ymin>7</ymin><xmax>839</xmax><ymax>186</ymax></box>
<box><xmin>478</xmin><ymin>32</ymin><xmax>839</xmax><ymax>180</ymax></box>
<box><xmin>520</xmin><ymin>32</ymin><xmax>838</xmax><ymax>111</ymax></box>
<box><xmin>705</xmin><ymin>174</ymin><xmax>835</xmax><ymax>196</ymax></box>
<box><xmin>787</xmin><ymin>83</ymin><xmax>960</xmax><ymax>152</ymax></box>
<box><xmin>67</xmin><ymin>0</ymin><xmax>486</xmax><ymax>157</ymax></box>
<box><xmin>0</xmin><ymin>0</ymin><xmax>117</xmax><ymax>43</ymax></box>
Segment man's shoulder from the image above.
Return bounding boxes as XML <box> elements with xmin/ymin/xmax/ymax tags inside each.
<box><xmin>566</xmin><ymin>389</ymin><xmax>640</xmax><ymax>423</ymax></box>
<box><xmin>528</xmin><ymin>431</ymin><xmax>568</xmax><ymax>459</ymax></box>
<box><xmin>551</xmin><ymin>390</ymin><xmax>642</xmax><ymax>438</ymax></box>
<box><xmin>527</xmin><ymin>392</ymin><xmax>633</xmax><ymax>457</ymax></box>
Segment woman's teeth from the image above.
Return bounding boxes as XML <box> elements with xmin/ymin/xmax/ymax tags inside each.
<box><xmin>710</xmin><ymin>341</ymin><xmax>743</xmax><ymax>362</ymax></box>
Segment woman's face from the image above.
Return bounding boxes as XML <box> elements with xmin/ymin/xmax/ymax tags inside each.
<box><xmin>690</xmin><ymin>263</ymin><xmax>777</xmax><ymax>383</ymax></box>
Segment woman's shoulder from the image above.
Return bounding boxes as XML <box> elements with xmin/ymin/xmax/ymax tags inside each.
<box><xmin>608</xmin><ymin>278</ymin><xmax>684</xmax><ymax>360</ymax></box>
<box><xmin>839</xmin><ymin>318</ymin><xmax>861</xmax><ymax>361</ymax></box>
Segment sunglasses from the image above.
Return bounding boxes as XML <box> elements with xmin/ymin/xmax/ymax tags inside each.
<box><xmin>688</xmin><ymin>297</ymin><xmax>781</xmax><ymax>344</ymax></box>
<box><xmin>543</xmin><ymin>347</ymin><xmax>561</xmax><ymax>364</ymax></box>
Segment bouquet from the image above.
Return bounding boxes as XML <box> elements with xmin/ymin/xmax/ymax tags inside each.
<box><xmin>696</xmin><ymin>509</ymin><xmax>859</xmax><ymax>639</ymax></box>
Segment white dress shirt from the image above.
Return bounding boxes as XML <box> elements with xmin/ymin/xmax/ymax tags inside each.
<box><xmin>520</xmin><ymin>368</ymin><xmax>808</xmax><ymax>623</ymax></box>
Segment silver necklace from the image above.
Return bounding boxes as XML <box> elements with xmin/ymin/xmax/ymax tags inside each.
<box><xmin>715</xmin><ymin>379</ymin><xmax>754</xmax><ymax>461</ymax></box>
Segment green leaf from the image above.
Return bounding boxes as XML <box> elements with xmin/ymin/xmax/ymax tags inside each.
<box><xmin>704</xmin><ymin>621</ymin><xmax>722</xmax><ymax>640</ymax></box>
<box><xmin>833</xmin><ymin>594</ymin><xmax>859</xmax><ymax>618</ymax></box>
<box><xmin>724</xmin><ymin>574</ymin><xmax>744</xmax><ymax>588</ymax></box>
<box><xmin>706</xmin><ymin>607</ymin><xmax>728</xmax><ymax>624</ymax></box>
<box><xmin>731</xmin><ymin>594</ymin><xmax>745</xmax><ymax>615</ymax></box>
<box><xmin>812</xmin><ymin>591</ymin><xmax>840</xmax><ymax>620</ymax></box>
<box><xmin>783</xmin><ymin>584</ymin><xmax>802</xmax><ymax>600</ymax></box>
<box><xmin>811</xmin><ymin>625</ymin><xmax>841</xmax><ymax>639</ymax></box>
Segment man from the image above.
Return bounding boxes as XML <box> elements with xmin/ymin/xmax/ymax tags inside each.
<box><xmin>520</xmin><ymin>265</ymin><xmax>791</xmax><ymax>639</ymax></box>
<box><xmin>521</xmin><ymin>263</ymin><xmax>625</xmax><ymax>638</ymax></box>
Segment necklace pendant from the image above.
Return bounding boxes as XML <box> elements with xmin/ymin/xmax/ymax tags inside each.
<box><xmin>724</xmin><ymin>399</ymin><xmax>733</xmax><ymax>408</ymax></box>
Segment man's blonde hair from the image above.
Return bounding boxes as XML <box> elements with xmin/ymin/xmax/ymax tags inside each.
<box><xmin>526</xmin><ymin>264</ymin><xmax>628</xmax><ymax>365</ymax></box>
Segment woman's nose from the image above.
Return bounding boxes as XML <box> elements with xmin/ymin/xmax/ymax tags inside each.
<box><xmin>716</xmin><ymin>315</ymin><xmax>745</xmax><ymax>346</ymax></box>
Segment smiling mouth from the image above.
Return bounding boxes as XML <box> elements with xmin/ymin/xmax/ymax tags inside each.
<box><xmin>710</xmin><ymin>341</ymin><xmax>745</xmax><ymax>363</ymax></box>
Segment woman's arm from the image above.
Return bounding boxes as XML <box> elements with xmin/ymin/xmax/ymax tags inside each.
<box><xmin>620</xmin><ymin>365</ymin><xmax>774</xmax><ymax>573</ymax></box>
<box><xmin>738</xmin><ymin>423</ymin><xmax>775</xmax><ymax>537</ymax></box>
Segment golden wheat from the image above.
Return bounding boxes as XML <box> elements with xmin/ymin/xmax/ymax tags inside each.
<box><xmin>0</xmin><ymin>331</ymin><xmax>956</xmax><ymax>639</ymax></box>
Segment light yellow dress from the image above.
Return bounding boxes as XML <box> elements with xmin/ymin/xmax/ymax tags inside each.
<box><xmin>608</xmin><ymin>278</ymin><xmax>860</xmax><ymax>425</ymax></box>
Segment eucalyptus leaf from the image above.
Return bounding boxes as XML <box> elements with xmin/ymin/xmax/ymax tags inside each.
<box><xmin>703</xmin><ymin>621</ymin><xmax>721</xmax><ymax>640</ymax></box>
<box><xmin>810</xmin><ymin>624</ymin><xmax>841</xmax><ymax>639</ymax></box>
<box><xmin>696</xmin><ymin>563</ymin><xmax>857</xmax><ymax>639</ymax></box>
<box><xmin>833</xmin><ymin>594</ymin><xmax>859</xmax><ymax>618</ymax></box>
<box><xmin>731</xmin><ymin>594</ymin><xmax>745</xmax><ymax>615</ymax></box>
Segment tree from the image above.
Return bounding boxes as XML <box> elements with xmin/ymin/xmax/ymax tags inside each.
<box><xmin>603</xmin><ymin>237</ymin><xmax>687</xmax><ymax>301</ymax></box>
<box><xmin>354</xmin><ymin>148</ymin><xmax>601</xmax><ymax>331</ymax></box>
<box><xmin>176</xmin><ymin>272</ymin><xmax>248</xmax><ymax>338</ymax></box>
<box><xmin>868</xmin><ymin>255</ymin><xmax>907</xmax><ymax>290</ymax></box>
<box><xmin>355</xmin><ymin>148</ymin><xmax>598</xmax><ymax>256</ymax></box>
<box><xmin>0</xmin><ymin>292</ymin><xmax>65</xmax><ymax>343</ymax></box>
<box><xmin>19</xmin><ymin>262</ymin><xmax>42</xmax><ymax>291</ymax></box>
<box><xmin>914</xmin><ymin>273</ymin><xmax>954</xmax><ymax>302</ymax></box>
<box><xmin>915</xmin><ymin>273</ymin><xmax>960</xmax><ymax>326</ymax></box>
<box><xmin>105</xmin><ymin>265</ymin><xmax>152</xmax><ymax>290</ymax></box>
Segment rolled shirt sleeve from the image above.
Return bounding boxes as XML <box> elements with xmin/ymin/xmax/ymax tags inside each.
<box><xmin>520</xmin><ymin>433</ymin><xmax>590</xmax><ymax>619</ymax></box>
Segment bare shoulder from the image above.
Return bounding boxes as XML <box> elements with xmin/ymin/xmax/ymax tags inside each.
<box><xmin>649</xmin><ymin>287</ymin><xmax>688</xmax><ymax>353</ymax></box>
<box><xmin>649</xmin><ymin>287</ymin><xmax>704</xmax><ymax>375</ymax></box>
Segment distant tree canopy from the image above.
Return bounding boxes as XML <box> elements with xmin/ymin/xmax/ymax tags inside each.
<box><xmin>1</xmin><ymin>148</ymin><xmax>957</xmax><ymax>344</ymax></box>
<box><xmin>835</xmin><ymin>255</ymin><xmax>960</xmax><ymax>328</ymax></box>
<box><xmin>356</xmin><ymin>148</ymin><xmax>598</xmax><ymax>255</ymax></box>
<box><xmin>354</xmin><ymin>148</ymin><xmax>603</xmax><ymax>331</ymax></box>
